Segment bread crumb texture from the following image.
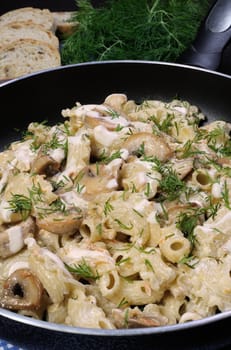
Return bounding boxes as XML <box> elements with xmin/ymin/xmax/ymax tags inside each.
<box><xmin>0</xmin><ymin>39</ymin><xmax>61</xmax><ymax>78</ymax></box>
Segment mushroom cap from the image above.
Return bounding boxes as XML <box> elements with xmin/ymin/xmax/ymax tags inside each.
<box><xmin>36</xmin><ymin>210</ymin><xmax>83</xmax><ymax>235</ymax></box>
<box><xmin>122</xmin><ymin>132</ymin><xmax>173</xmax><ymax>161</ymax></box>
<box><xmin>0</xmin><ymin>268</ymin><xmax>44</xmax><ymax>310</ymax></box>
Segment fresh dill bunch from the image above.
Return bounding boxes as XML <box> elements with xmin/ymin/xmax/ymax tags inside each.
<box><xmin>61</xmin><ymin>0</ymin><xmax>211</xmax><ymax>64</ymax></box>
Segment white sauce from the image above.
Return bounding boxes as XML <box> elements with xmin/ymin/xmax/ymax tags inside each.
<box><xmin>63</xmin><ymin>247</ymin><xmax>114</xmax><ymax>265</ymax></box>
<box><xmin>60</xmin><ymin>191</ymin><xmax>88</xmax><ymax>210</ymax></box>
<box><xmin>147</xmin><ymin>211</ymin><xmax>158</xmax><ymax>224</ymax></box>
<box><xmin>7</xmin><ymin>226</ymin><xmax>23</xmax><ymax>253</ymax></box>
<box><xmin>205</xmin><ymin>211</ymin><xmax>231</xmax><ymax>229</ymax></box>
<box><xmin>14</xmin><ymin>142</ymin><xmax>35</xmax><ymax>169</ymax></box>
<box><xmin>136</xmin><ymin>172</ymin><xmax>148</xmax><ymax>186</ymax></box>
<box><xmin>222</xmin><ymin>239</ymin><xmax>231</xmax><ymax>253</ymax></box>
<box><xmin>0</xmin><ymin>200</ymin><xmax>13</xmax><ymax>222</ymax></box>
<box><xmin>106</xmin><ymin>179</ymin><xmax>118</xmax><ymax>189</ymax></box>
<box><xmin>8</xmin><ymin>261</ymin><xmax>29</xmax><ymax>276</ymax></box>
<box><xmin>93</xmin><ymin>125</ymin><xmax>119</xmax><ymax>147</ymax></box>
<box><xmin>120</xmin><ymin>148</ymin><xmax>129</xmax><ymax>160</ymax></box>
<box><xmin>24</xmin><ymin>237</ymin><xmax>72</xmax><ymax>277</ymax></box>
<box><xmin>49</xmin><ymin>148</ymin><xmax>65</xmax><ymax>163</ymax></box>
<box><xmin>133</xmin><ymin>199</ymin><xmax>149</xmax><ymax>213</ymax></box>
<box><xmin>74</xmin><ymin>104</ymin><xmax>99</xmax><ymax>117</ymax></box>
<box><xmin>173</xmin><ymin>106</ymin><xmax>187</xmax><ymax>115</ymax></box>
<box><xmin>211</xmin><ymin>183</ymin><xmax>222</xmax><ymax>198</ymax></box>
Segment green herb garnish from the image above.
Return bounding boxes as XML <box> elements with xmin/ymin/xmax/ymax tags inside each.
<box><xmin>65</xmin><ymin>259</ymin><xmax>100</xmax><ymax>280</ymax></box>
<box><xmin>61</xmin><ymin>0</ymin><xmax>210</xmax><ymax>64</ymax></box>
<box><xmin>7</xmin><ymin>194</ymin><xmax>32</xmax><ymax>220</ymax></box>
<box><xmin>103</xmin><ymin>198</ymin><xmax>114</xmax><ymax>216</ymax></box>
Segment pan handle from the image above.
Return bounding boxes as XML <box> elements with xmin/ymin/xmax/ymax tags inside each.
<box><xmin>178</xmin><ymin>0</ymin><xmax>231</xmax><ymax>70</ymax></box>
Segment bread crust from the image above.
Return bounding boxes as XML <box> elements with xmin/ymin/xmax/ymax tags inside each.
<box><xmin>0</xmin><ymin>21</ymin><xmax>59</xmax><ymax>49</ymax></box>
<box><xmin>0</xmin><ymin>7</ymin><xmax>54</xmax><ymax>31</ymax></box>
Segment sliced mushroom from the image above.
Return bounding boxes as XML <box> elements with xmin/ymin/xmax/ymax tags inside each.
<box><xmin>0</xmin><ymin>217</ymin><xmax>35</xmax><ymax>258</ymax></box>
<box><xmin>36</xmin><ymin>210</ymin><xmax>83</xmax><ymax>235</ymax></box>
<box><xmin>31</xmin><ymin>151</ymin><xmax>61</xmax><ymax>176</ymax></box>
<box><xmin>85</xmin><ymin>115</ymin><xmax>118</xmax><ymax>131</ymax></box>
<box><xmin>0</xmin><ymin>268</ymin><xmax>44</xmax><ymax>310</ymax></box>
<box><xmin>104</xmin><ymin>93</ymin><xmax>128</xmax><ymax>111</ymax></box>
<box><xmin>121</xmin><ymin>132</ymin><xmax>173</xmax><ymax>162</ymax></box>
<box><xmin>126</xmin><ymin>316</ymin><xmax>164</xmax><ymax>328</ymax></box>
<box><xmin>112</xmin><ymin>308</ymin><xmax>167</xmax><ymax>328</ymax></box>
<box><xmin>77</xmin><ymin>162</ymin><xmax>121</xmax><ymax>196</ymax></box>
<box><xmin>85</xmin><ymin>110</ymin><xmax>129</xmax><ymax>131</ymax></box>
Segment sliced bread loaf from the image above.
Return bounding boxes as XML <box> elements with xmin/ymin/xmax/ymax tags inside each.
<box><xmin>0</xmin><ymin>21</ymin><xmax>59</xmax><ymax>49</ymax></box>
<box><xmin>0</xmin><ymin>7</ymin><xmax>55</xmax><ymax>31</ymax></box>
<box><xmin>0</xmin><ymin>39</ymin><xmax>61</xmax><ymax>79</ymax></box>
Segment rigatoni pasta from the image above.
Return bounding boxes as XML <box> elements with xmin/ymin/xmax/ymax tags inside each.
<box><xmin>0</xmin><ymin>93</ymin><xmax>231</xmax><ymax>329</ymax></box>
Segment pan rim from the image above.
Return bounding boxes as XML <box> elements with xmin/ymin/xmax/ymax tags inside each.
<box><xmin>0</xmin><ymin>59</ymin><xmax>230</xmax><ymax>88</ymax></box>
<box><xmin>1</xmin><ymin>306</ymin><xmax>231</xmax><ymax>336</ymax></box>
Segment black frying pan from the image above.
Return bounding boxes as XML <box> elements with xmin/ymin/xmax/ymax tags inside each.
<box><xmin>0</xmin><ymin>1</ymin><xmax>231</xmax><ymax>349</ymax></box>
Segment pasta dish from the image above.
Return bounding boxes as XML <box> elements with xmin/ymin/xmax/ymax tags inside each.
<box><xmin>0</xmin><ymin>93</ymin><xmax>231</xmax><ymax>329</ymax></box>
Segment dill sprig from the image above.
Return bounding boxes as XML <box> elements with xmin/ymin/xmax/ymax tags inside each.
<box><xmin>61</xmin><ymin>0</ymin><xmax>211</xmax><ymax>64</ymax></box>
<box><xmin>65</xmin><ymin>259</ymin><xmax>100</xmax><ymax>280</ymax></box>
<box><xmin>176</xmin><ymin>212</ymin><xmax>198</xmax><ymax>248</ymax></box>
<box><xmin>7</xmin><ymin>194</ymin><xmax>32</xmax><ymax>220</ymax></box>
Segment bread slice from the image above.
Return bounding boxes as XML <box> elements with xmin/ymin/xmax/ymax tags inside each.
<box><xmin>0</xmin><ymin>21</ymin><xmax>59</xmax><ymax>49</ymax></box>
<box><xmin>0</xmin><ymin>7</ymin><xmax>54</xmax><ymax>31</ymax></box>
<box><xmin>0</xmin><ymin>39</ymin><xmax>61</xmax><ymax>79</ymax></box>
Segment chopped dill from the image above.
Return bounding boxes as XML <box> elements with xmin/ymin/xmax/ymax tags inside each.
<box><xmin>124</xmin><ymin>308</ymin><xmax>129</xmax><ymax>328</ymax></box>
<box><xmin>144</xmin><ymin>258</ymin><xmax>155</xmax><ymax>272</ymax></box>
<box><xmin>135</xmin><ymin>142</ymin><xmax>145</xmax><ymax>158</ymax></box>
<box><xmin>114</xmin><ymin>219</ymin><xmax>134</xmax><ymax>230</ymax></box>
<box><xmin>51</xmin><ymin>175</ymin><xmax>71</xmax><ymax>191</ymax></box>
<box><xmin>106</xmin><ymin>108</ymin><xmax>120</xmax><ymax>119</ymax></box>
<box><xmin>117</xmin><ymin>297</ymin><xmax>129</xmax><ymax>308</ymax></box>
<box><xmin>103</xmin><ymin>198</ymin><xmax>114</xmax><ymax>216</ymax></box>
<box><xmin>144</xmin><ymin>182</ymin><xmax>151</xmax><ymax>197</ymax></box>
<box><xmin>149</xmin><ymin>113</ymin><xmax>175</xmax><ymax>134</ymax></box>
<box><xmin>99</xmin><ymin>150</ymin><xmax>121</xmax><ymax>164</ymax></box>
<box><xmin>221</xmin><ymin>181</ymin><xmax>231</xmax><ymax>209</ymax></box>
<box><xmin>116</xmin><ymin>257</ymin><xmax>131</xmax><ymax>266</ymax></box>
<box><xmin>132</xmin><ymin>208</ymin><xmax>144</xmax><ymax>218</ymax></box>
<box><xmin>65</xmin><ymin>259</ymin><xmax>100</xmax><ymax>280</ymax></box>
<box><xmin>96</xmin><ymin>223</ymin><xmax>103</xmax><ymax>235</ymax></box>
<box><xmin>7</xmin><ymin>194</ymin><xmax>32</xmax><ymax>220</ymax></box>
<box><xmin>176</xmin><ymin>212</ymin><xmax>198</xmax><ymax>248</ymax></box>
<box><xmin>178</xmin><ymin>255</ymin><xmax>198</xmax><ymax>268</ymax></box>
<box><xmin>42</xmin><ymin>133</ymin><xmax>67</xmax><ymax>156</ymax></box>
<box><xmin>158</xmin><ymin>169</ymin><xmax>186</xmax><ymax>201</ymax></box>
<box><xmin>28</xmin><ymin>181</ymin><xmax>43</xmax><ymax>204</ymax></box>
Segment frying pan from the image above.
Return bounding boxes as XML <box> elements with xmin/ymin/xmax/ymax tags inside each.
<box><xmin>0</xmin><ymin>1</ymin><xmax>231</xmax><ymax>349</ymax></box>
